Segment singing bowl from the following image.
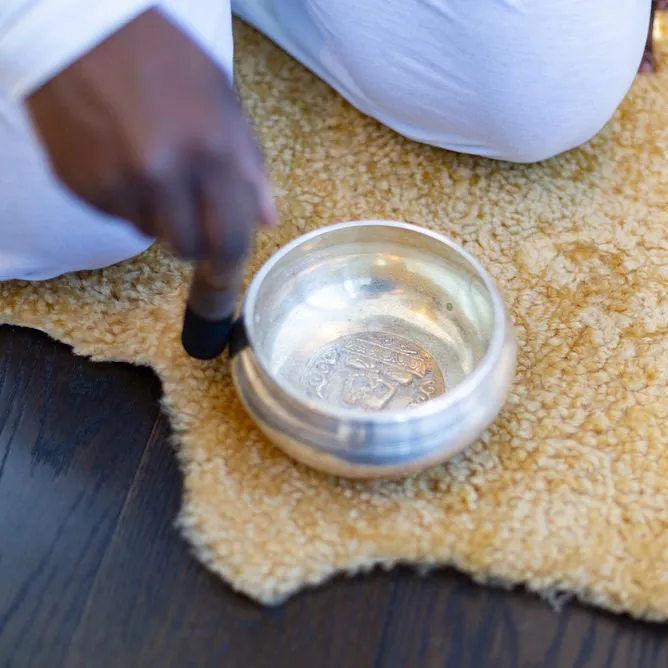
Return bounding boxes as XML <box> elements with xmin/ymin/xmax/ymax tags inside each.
<box><xmin>231</xmin><ymin>220</ymin><xmax>516</xmax><ymax>479</ymax></box>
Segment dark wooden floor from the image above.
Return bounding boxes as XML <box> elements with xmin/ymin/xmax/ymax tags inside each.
<box><xmin>0</xmin><ymin>326</ymin><xmax>666</xmax><ymax>668</ymax></box>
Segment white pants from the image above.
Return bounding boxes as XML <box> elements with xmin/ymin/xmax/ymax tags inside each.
<box><xmin>0</xmin><ymin>0</ymin><xmax>650</xmax><ymax>280</ymax></box>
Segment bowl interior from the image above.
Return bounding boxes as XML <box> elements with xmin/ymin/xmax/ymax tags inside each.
<box><xmin>245</xmin><ymin>223</ymin><xmax>496</xmax><ymax>414</ymax></box>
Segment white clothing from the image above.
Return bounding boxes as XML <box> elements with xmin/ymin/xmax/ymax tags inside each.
<box><xmin>0</xmin><ymin>0</ymin><xmax>651</xmax><ymax>280</ymax></box>
<box><xmin>0</xmin><ymin>0</ymin><xmax>234</xmax><ymax>97</ymax></box>
<box><xmin>0</xmin><ymin>0</ymin><xmax>234</xmax><ymax>280</ymax></box>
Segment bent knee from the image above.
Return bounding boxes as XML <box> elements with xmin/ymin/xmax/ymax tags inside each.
<box><xmin>316</xmin><ymin>0</ymin><xmax>649</xmax><ymax>163</ymax></box>
<box><xmin>480</xmin><ymin>93</ymin><xmax>621</xmax><ymax>164</ymax></box>
<box><xmin>349</xmin><ymin>55</ymin><xmax>636</xmax><ymax>164</ymax></box>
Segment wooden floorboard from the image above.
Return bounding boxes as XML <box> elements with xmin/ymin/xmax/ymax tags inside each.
<box><xmin>0</xmin><ymin>326</ymin><xmax>161</xmax><ymax>668</ymax></box>
<box><xmin>0</xmin><ymin>325</ymin><xmax>666</xmax><ymax>668</ymax></box>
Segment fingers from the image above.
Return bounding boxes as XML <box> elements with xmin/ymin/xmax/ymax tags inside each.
<box><xmin>98</xmin><ymin>155</ymin><xmax>272</xmax><ymax>266</ymax></box>
<box><xmin>196</xmin><ymin>164</ymin><xmax>257</xmax><ymax>269</ymax></box>
<box><xmin>81</xmin><ymin>148</ymin><xmax>275</xmax><ymax>266</ymax></box>
<box><xmin>243</xmin><ymin>146</ymin><xmax>278</xmax><ymax>230</ymax></box>
<box><xmin>63</xmin><ymin>82</ymin><xmax>276</xmax><ymax>262</ymax></box>
<box><xmin>149</xmin><ymin>178</ymin><xmax>200</xmax><ymax>259</ymax></box>
<box><xmin>225</xmin><ymin>95</ymin><xmax>278</xmax><ymax>229</ymax></box>
<box><xmin>256</xmin><ymin>173</ymin><xmax>279</xmax><ymax>229</ymax></box>
<box><xmin>194</xmin><ymin>109</ymin><xmax>276</xmax><ymax>264</ymax></box>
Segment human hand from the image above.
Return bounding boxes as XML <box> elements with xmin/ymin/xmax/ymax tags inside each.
<box><xmin>26</xmin><ymin>9</ymin><xmax>276</xmax><ymax>266</ymax></box>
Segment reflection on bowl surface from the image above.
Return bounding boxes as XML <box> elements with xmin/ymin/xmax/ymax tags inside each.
<box><xmin>246</xmin><ymin>224</ymin><xmax>494</xmax><ymax>414</ymax></box>
<box><xmin>233</xmin><ymin>220</ymin><xmax>515</xmax><ymax>478</ymax></box>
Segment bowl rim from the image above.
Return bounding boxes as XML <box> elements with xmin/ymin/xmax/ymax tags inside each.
<box><xmin>240</xmin><ymin>220</ymin><xmax>511</xmax><ymax>424</ymax></box>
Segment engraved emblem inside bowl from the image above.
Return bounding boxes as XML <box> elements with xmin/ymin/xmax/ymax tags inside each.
<box><xmin>303</xmin><ymin>331</ymin><xmax>445</xmax><ymax>411</ymax></box>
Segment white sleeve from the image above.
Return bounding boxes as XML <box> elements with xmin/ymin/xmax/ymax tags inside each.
<box><xmin>0</xmin><ymin>0</ymin><xmax>157</xmax><ymax>99</ymax></box>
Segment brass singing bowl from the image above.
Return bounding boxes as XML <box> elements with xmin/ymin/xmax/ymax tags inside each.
<box><xmin>231</xmin><ymin>221</ymin><xmax>516</xmax><ymax>479</ymax></box>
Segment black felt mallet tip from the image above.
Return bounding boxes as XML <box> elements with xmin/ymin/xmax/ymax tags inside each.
<box><xmin>181</xmin><ymin>305</ymin><xmax>235</xmax><ymax>361</ymax></box>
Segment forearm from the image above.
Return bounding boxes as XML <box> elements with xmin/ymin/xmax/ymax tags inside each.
<box><xmin>0</xmin><ymin>0</ymin><xmax>156</xmax><ymax>99</ymax></box>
